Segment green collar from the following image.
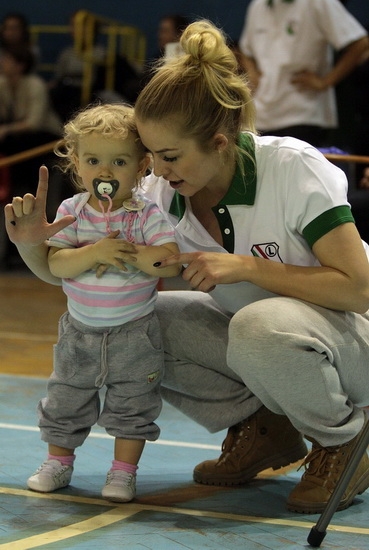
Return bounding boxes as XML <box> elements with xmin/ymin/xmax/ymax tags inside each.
<box><xmin>169</xmin><ymin>133</ymin><xmax>257</xmax><ymax>220</ymax></box>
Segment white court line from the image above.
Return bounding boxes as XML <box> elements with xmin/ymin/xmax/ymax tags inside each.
<box><xmin>0</xmin><ymin>423</ymin><xmax>219</xmax><ymax>450</ymax></box>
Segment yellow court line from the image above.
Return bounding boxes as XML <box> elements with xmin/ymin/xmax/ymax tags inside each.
<box><xmin>1</xmin><ymin>485</ymin><xmax>369</xmax><ymax>549</ymax></box>
<box><xmin>0</xmin><ymin>331</ymin><xmax>57</xmax><ymax>342</ymax></box>
<box><xmin>0</xmin><ymin>507</ymin><xmax>133</xmax><ymax>549</ymax></box>
<box><xmin>0</xmin><ymin>486</ymin><xmax>113</xmax><ymax>506</ymax></box>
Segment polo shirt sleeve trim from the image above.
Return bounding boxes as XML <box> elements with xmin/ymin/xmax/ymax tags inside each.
<box><xmin>303</xmin><ymin>205</ymin><xmax>355</xmax><ymax>248</ymax></box>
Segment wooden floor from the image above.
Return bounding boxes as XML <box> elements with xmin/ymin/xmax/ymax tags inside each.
<box><xmin>1</xmin><ymin>267</ymin><xmax>369</xmax><ymax>549</ymax></box>
<box><xmin>0</xmin><ymin>271</ymin><xmax>66</xmax><ymax>377</ymax></box>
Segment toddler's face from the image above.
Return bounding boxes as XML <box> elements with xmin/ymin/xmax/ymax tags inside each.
<box><xmin>75</xmin><ymin>132</ymin><xmax>149</xmax><ymax>211</ymax></box>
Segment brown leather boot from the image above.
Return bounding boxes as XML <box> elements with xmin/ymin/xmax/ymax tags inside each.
<box><xmin>287</xmin><ymin>421</ymin><xmax>369</xmax><ymax>514</ymax></box>
<box><xmin>193</xmin><ymin>406</ymin><xmax>308</xmax><ymax>486</ymax></box>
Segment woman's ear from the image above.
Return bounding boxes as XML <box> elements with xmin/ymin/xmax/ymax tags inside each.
<box><xmin>213</xmin><ymin>133</ymin><xmax>229</xmax><ymax>153</ymax></box>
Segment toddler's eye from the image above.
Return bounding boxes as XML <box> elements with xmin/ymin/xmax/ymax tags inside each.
<box><xmin>88</xmin><ymin>158</ymin><xmax>98</xmax><ymax>165</ymax></box>
<box><xmin>115</xmin><ymin>159</ymin><xmax>126</xmax><ymax>166</ymax></box>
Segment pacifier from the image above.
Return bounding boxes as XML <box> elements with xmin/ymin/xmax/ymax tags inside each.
<box><xmin>93</xmin><ymin>178</ymin><xmax>120</xmax><ymax>200</ymax></box>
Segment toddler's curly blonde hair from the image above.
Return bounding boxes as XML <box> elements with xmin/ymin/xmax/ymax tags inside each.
<box><xmin>54</xmin><ymin>103</ymin><xmax>147</xmax><ymax>191</ymax></box>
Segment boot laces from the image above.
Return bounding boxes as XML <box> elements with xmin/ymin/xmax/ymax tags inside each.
<box><xmin>218</xmin><ymin>420</ymin><xmax>251</xmax><ymax>465</ymax></box>
<box><xmin>299</xmin><ymin>442</ymin><xmax>349</xmax><ymax>487</ymax></box>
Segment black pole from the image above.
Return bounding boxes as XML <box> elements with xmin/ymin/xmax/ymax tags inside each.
<box><xmin>307</xmin><ymin>418</ymin><xmax>369</xmax><ymax>547</ymax></box>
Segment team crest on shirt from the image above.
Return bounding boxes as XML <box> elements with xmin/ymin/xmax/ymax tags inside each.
<box><xmin>251</xmin><ymin>242</ymin><xmax>283</xmax><ymax>262</ymax></box>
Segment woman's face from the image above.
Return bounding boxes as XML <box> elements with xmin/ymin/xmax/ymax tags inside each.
<box><xmin>136</xmin><ymin>119</ymin><xmax>229</xmax><ymax>197</ymax></box>
<box><xmin>158</xmin><ymin>18</ymin><xmax>179</xmax><ymax>50</ymax></box>
<box><xmin>1</xmin><ymin>17</ymin><xmax>25</xmax><ymax>46</ymax></box>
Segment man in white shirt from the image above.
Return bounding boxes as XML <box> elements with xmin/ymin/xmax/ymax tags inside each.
<box><xmin>238</xmin><ymin>0</ymin><xmax>368</xmax><ymax>147</ymax></box>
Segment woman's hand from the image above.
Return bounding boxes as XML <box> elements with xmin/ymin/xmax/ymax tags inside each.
<box><xmin>155</xmin><ymin>251</ymin><xmax>247</xmax><ymax>292</ymax></box>
<box><xmin>156</xmin><ymin>224</ymin><xmax>369</xmax><ymax>313</ymax></box>
<box><xmin>291</xmin><ymin>70</ymin><xmax>327</xmax><ymax>92</ymax></box>
<box><xmin>4</xmin><ymin>165</ymin><xmax>75</xmax><ymax>246</ymax></box>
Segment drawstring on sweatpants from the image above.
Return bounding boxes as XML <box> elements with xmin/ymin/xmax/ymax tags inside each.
<box><xmin>95</xmin><ymin>332</ymin><xmax>109</xmax><ymax>388</ymax></box>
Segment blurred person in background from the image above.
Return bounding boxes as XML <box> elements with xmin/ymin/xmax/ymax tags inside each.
<box><xmin>139</xmin><ymin>14</ymin><xmax>189</xmax><ymax>89</ymax></box>
<box><xmin>0</xmin><ymin>12</ymin><xmax>40</xmax><ymax>69</ymax></box>
<box><xmin>48</xmin><ymin>10</ymin><xmax>105</xmax><ymax>122</ymax></box>
<box><xmin>0</xmin><ymin>45</ymin><xmax>62</xmax><ymax>267</ymax></box>
<box><xmin>238</xmin><ymin>0</ymin><xmax>368</xmax><ymax>147</ymax></box>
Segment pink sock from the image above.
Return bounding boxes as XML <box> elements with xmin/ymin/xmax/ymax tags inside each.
<box><xmin>48</xmin><ymin>453</ymin><xmax>75</xmax><ymax>467</ymax></box>
<box><xmin>111</xmin><ymin>460</ymin><xmax>138</xmax><ymax>475</ymax></box>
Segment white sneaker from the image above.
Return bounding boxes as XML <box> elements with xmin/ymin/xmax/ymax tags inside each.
<box><xmin>102</xmin><ymin>470</ymin><xmax>136</xmax><ymax>502</ymax></box>
<box><xmin>27</xmin><ymin>459</ymin><xmax>73</xmax><ymax>493</ymax></box>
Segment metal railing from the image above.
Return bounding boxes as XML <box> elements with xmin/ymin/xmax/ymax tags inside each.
<box><xmin>324</xmin><ymin>153</ymin><xmax>369</xmax><ymax>165</ymax></box>
<box><xmin>0</xmin><ymin>141</ymin><xmax>58</xmax><ymax>169</ymax></box>
<box><xmin>30</xmin><ymin>10</ymin><xmax>146</xmax><ymax>106</ymax></box>
<box><xmin>1</xmin><ymin>145</ymin><xmax>369</xmax><ymax>182</ymax></box>
<box><xmin>324</xmin><ymin>153</ymin><xmax>369</xmax><ymax>192</ymax></box>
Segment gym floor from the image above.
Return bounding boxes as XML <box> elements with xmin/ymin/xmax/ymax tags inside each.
<box><xmin>1</xmin><ymin>268</ymin><xmax>368</xmax><ymax>549</ymax></box>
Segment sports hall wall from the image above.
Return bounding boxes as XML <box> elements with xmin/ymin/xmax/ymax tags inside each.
<box><xmin>3</xmin><ymin>0</ymin><xmax>369</xmax><ymax>60</ymax></box>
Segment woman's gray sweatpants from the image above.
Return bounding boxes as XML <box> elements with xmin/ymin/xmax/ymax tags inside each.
<box><xmin>156</xmin><ymin>291</ymin><xmax>369</xmax><ymax>447</ymax></box>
